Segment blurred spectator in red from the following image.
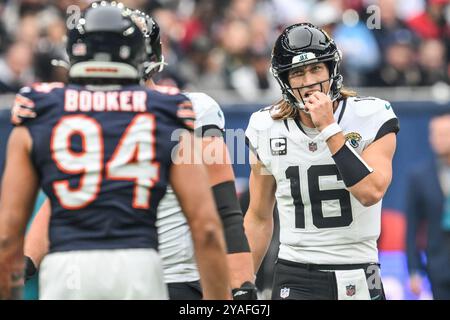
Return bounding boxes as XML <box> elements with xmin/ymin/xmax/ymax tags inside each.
<box><xmin>178</xmin><ymin>0</ymin><xmax>227</xmax><ymax>53</ymax></box>
<box><xmin>396</xmin><ymin>0</ymin><xmax>426</xmax><ymax>21</ymax></box>
<box><xmin>179</xmin><ymin>2</ymin><xmax>208</xmax><ymax>52</ymax></box>
<box><xmin>341</xmin><ymin>0</ymin><xmax>365</xmax><ymax>14</ymax></box>
<box><xmin>407</xmin><ymin>0</ymin><xmax>450</xmax><ymax>39</ymax></box>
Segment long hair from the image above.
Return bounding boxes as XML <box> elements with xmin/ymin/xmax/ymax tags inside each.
<box><xmin>271</xmin><ymin>87</ymin><xmax>357</xmax><ymax>121</ymax></box>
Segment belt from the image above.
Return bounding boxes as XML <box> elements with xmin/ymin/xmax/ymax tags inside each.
<box><xmin>277</xmin><ymin>258</ymin><xmax>380</xmax><ymax>271</ymax></box>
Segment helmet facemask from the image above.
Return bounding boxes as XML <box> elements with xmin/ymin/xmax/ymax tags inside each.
<box><xmin>131</xmin><ymin>10</ymin><xmax>167</xmax><ymax>81</ymax></box>
<box><xmin>272</xmin><ymin>51</ymin><xmax>342</xmax><ymax>111</ymax></box>
<box><xmin>270</xmin><ymin>23</ymin><xmax>343</xmax><ymax>112</ymax></box>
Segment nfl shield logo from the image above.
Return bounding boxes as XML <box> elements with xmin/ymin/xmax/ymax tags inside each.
<box><xmin>308</xmin><ymin>142</ymin><xmax>317</xmax><ymax>152</ymax></box>
<box><xmin>280</xmin><ymin>287</ymin><xmax>290</xmax><ymax>299</ymax></box>
<box><xmin>346</xmin><ymin>284</ymin><xmax>356</xmax><ymax>297</ymax></box>
<box><xmin>119</xmin><ymin>46</ymin><xmax>131</xmax><ymax>59</ymax></box>
<box><xmin>72</xmin><ymin>43</ymin><xmax>87</xmax><ymax>56</ymax></box>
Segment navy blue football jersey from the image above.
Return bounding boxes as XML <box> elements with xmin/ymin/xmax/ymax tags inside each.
<box><xmin>15</xmin><ymin>82</ymin><xmax>195</xmax><ymax>253</ymax></box>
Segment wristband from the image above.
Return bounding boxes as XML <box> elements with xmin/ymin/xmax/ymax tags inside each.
<box><xmin>25</xmin><ymin>256</ymin><xmax>37</xmax><ymax>280</ymax></box>
<box><xmin>321</xmin><ymin>123</ymin><xmax>342</xmax><ymax>141</ymax></box>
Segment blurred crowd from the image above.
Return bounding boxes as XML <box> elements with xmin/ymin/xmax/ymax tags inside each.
<box><xmin>0</xmin><ymin>0</ymin><xmax>449</xmax><ymax>101</ymax></box>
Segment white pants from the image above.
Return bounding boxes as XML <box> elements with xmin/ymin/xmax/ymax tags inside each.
<box><xmin>39</xmin><ymin>248</ymin><xmax>168</xmax><ymax>300</ymax></box>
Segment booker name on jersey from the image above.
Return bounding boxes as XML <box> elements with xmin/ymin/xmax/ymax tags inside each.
<box><xmin>14</xmin><ymin>82</ymin><xmax>195</xmax><ymax>254</ymax></box>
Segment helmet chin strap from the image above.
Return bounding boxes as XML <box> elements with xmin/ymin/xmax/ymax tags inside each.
<box><xmin>143</xmin><ymin>55</ymin><xmax>168</xmax><ymax>78</ymax></box>
<box><xmin>51</xmin><ymin>59</ymin><xmax>70</xmax><ymax>70</ymax></box>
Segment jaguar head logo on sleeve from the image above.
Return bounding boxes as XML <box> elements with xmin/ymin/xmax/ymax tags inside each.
<box><xmin>344</xmin><ymin>132</ymin><xmax>362</xmax><ymax>148</ymax></box>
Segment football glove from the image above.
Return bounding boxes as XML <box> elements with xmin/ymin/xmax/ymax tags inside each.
<box><xmin>232</xmin><ymin>281</ymin><xmax>258</xmax><ymax>300</ymax></box>
<box><xmin>25</xmin><ymin>256</ymin><xmax>37</xmax><ymax>281</ymax></box>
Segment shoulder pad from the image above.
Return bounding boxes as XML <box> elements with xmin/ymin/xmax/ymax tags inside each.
<box><xmin>12</xmin><ymin>83</ymin><xmax>65</xmax><ymax>126</ymax></box>
<box><xmin>30</xmin><ymin>82</ymin><xmax>65</xmax><ymax>94</ymax></box>
<box><xmin>183</xmin><ymin>92</ymin><xmax>225</xmax><ymax>130</ymax></box>
<box><xmin>350</xmin><ymin>96</ymin><xmax>392</xmax><ymax>118</ymax></box>
<box><xmin>248</xmin><ymin>106</ymin><xmax>275</xmax><ymax>131</ymax></box>
<box><xmin>183</xmin><ymin>92</ymin><xmax>220</xmax><ymax>114</ymax></box>
<box><xmin>18</xmin><ymin>83</ymin><xmax>65</xmax><ymax>100</ymax></box>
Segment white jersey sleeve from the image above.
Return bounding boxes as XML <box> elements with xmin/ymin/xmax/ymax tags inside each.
<box><xmin>183</xmin><ymin>92</ymin><xmax>225</xmax><ymax>134</ymax></box>
<box><xmin>349</xmin><ymin>97</ymin><xmax>399</xmax><ymax>145</ymax></box>
<box><xmin>245</xmin><ymin>107</ymin><xmax>275</xmax><ymax>162</ymax></box>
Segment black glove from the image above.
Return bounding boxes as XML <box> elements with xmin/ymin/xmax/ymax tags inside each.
<box><xmin>232</xmin><ymin>281</ymin><xmax>258</xmax><ymax>300</ymax></box>
<box><xmin>24</xmin><ymin>256</ymin><xmax>37</xmax><ymax>281</ymax></box>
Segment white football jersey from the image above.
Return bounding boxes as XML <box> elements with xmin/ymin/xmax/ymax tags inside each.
<box><xmin>156</xmin><ymin>92</ymin><xmax>225</xmax><ymax>283</ymax></box>
<box><xmin>245</xmin><ymin>97</ymin><xmax>399</xmax><ymax>265</ymax></box>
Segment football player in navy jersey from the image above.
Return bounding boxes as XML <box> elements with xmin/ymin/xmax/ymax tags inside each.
<box><xmin>0</xmin><ymin>2</ymin><xmax>230</xmax><ymax>300</ymax></box>
<box><xmin>15</xmin><ymin>9</ymin><xmax>256</xmax><ymax>300</ymax></box>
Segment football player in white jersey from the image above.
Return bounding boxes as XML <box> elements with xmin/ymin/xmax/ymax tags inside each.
<box><xmin>17</xmin><ymin>10</ymin><xmax>256</xmax><ymax>300</ymax></box>
<box><xmin>244</xmin><ymin>23</ymin><xmax>399</xmax><ymax>300</ymax></box>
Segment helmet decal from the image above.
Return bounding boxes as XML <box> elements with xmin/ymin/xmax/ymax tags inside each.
<box><xmin>67</xmin><ymin>1</ymin><xmax>147</xmax><ymax>80</ymax></box>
